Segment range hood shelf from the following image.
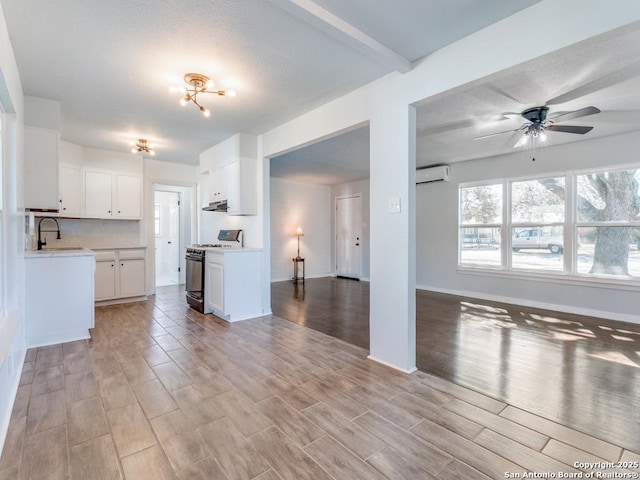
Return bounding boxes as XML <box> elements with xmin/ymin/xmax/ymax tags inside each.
<box><xmin>202</xmin><ymin>200</ymin><xmax>228</xmax><ymax>212</ymax></box>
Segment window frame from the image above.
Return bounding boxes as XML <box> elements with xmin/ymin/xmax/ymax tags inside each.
<box><xmin>457</xmin><ymin>163</ymin><xmax>640</xmax><ymax>288</ymax></box>
<box><xmin>458</xmin><ymin>181</ymin><xmax>504</xmax><ymax>270</ymax></box>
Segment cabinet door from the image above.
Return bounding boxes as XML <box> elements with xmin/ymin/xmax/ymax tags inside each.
<box><xmin>225</xmin><ymin>161</ymin><xmax>240</xmax><ymax>213</ymax></box>
<box><xmin>95</xmin><ymin>260</ymin><xmax>116</xmax><ymax>300</ymax></box>
<box><xmin>206</xmin><ymin>261</ymin><xmax>224</xmax><ymax>313</ymax></box>
<box><xmin>59</xmin><ymin>165</ymin><xmax>82</xmax><ymax>216</ymax></box>
<box><xmin>208</xmin><ymin>167</ymin><xmax>219</xmax><ymax>203</ymax></box>
<box><xmin>24</xmin><ymin>127</ymin><xmax>60</xmax><ymax>210</ymax></box>
<box><xmin>115</xmin><ymin>174</ymin><xmax>142</xmax><ymax>219</ymax></box>
<box><xmin>119</xmin><ymin>259</ymin><xmax>146</xmax><ymax>297</ymax></box>
<box><xmin>209</xmin><ymin>166</ymin><xmax>228</xmax><ymax>203</ymax></box>
<box><xmin>85</xmin><ymin>171</ymin><xmax>113</xmax><ymax>218</ymax></box>
<box><xmin>218</xmin><ymin>164</ymin><xmax>228</xmax><ymax>202</ymax></box>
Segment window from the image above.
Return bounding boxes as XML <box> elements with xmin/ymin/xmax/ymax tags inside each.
<box><xmin>458</xmin><ymin>166</ymin><xmax>640</xmax><ymax>282</ymax></box>
<box><xmin>154</xmin><ymin>203</ymin><xmax>161</xmax><ymax>236</ymax></box>
<box><xmin>575</xmin><ymin>169</ymin><xmax>640</xmax><ymax>278</ymax></box>
<box><xmin>510</xmin><ymin>177</ymin><xmax>565</xmax><ymax>271</ymax></box>
<box><xmin>459</xmin><ymin>184</ymin><xmax>502</xmax><ymax>268</ymax></box>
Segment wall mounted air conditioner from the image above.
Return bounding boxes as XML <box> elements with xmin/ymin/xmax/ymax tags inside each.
<box><xmin>416</xmin><ymin>165</ymin><xmax>450</xmax><ymax>184</ymax></box>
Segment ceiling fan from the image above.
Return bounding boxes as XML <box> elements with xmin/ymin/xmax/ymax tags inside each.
<box><xmin>475</xmin><ymin>105</ymin><xmax>601</xmax><ymax>147</ymax></box>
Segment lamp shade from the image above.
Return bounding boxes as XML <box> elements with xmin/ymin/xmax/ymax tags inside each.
<box><xmin>296</xmin><ymin>226</ymin><xmax>304</xmax><ymax>237</ymax></box>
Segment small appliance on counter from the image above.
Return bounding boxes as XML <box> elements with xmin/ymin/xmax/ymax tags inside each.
<box><xmin>185</xmin><ymin>229</ymin><xmax>243</xmax><ymax>313</ymax></box>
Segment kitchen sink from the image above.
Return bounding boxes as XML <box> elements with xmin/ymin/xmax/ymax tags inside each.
<box><xmin>42</xmin><ymin>247</ymin><xmax>85</xmax><ymax>251</ymax></box>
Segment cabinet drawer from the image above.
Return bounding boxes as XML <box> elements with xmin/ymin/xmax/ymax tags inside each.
<box><xmin>94</xmin><ymin>251</ymin><xmax>116</xmax><ymax>262</ymax></box>
<box><xmin>119</xmin><ymin>249</ymin><xmax>145</xmax><ymax>260</ymax></box>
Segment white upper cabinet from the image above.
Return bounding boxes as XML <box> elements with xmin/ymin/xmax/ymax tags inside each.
<box><xmin>208</xmin><ymin>165</ymin><xmax>227</xmax><ymax>204</ymax></box>
<box><xmin>226</xmin><ymin>158</ymin><xmax>257</xmax><ymax>215</ymax></box>
<box><xmin>115</xmin><ymin>174</ymin><xmax>142</xmax><ymax>219</ymax></box>
<box><xmin>84</xmin><ymin>170</ymin><xmax>142</xmax><ymax>219</ymax></box>
<box><xmin>200</xmin><ymin>133</ymin><xmax>257</xmax><ymax>215</ymax></box>
<box><xmin>84</xmin><ymin>171</ymin><xmax>113</xmax><ymax>218</ymax></box>
<box><xmin>24</xmin><ymin>127</ymin><xmax>60</xmax><ymax>210</ymax></box>
<box><xmin>59</xmin><ymin>164</ymin><xmax>82</xmax><ymax>216</ymax></box>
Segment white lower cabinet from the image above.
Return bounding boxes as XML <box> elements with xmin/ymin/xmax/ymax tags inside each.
<box><xmin>95</xmin><ymin>258</ymin><xmax>117</xmax><ymax>300</ymax></box>
<box><xmin>25</xmin><ymin>252</ymin><xmax>95</xmax><ymax>347</ymax></box>
<box><xmin>205</xmin><ymin>249</ymin><xmax>262</xmax><ymax>321</ymax></box>
<box><xmin>94</xmin><ymin>248</ymin><xmax>146</xmax><ymax>302</ymax></box>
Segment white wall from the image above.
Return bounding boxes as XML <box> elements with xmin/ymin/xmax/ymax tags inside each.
<box><xmin>332</xmin><ymin>179</ymin><xmax>371</xmax><ymax>280</ymax></box>
<box><xmin>417</xmin><ymin>130</ymin><xmax>640</xmax><ymax>323</ymax></box>
<box><xmin>259</xmin><ymin>1</ymin><xmax>640</xmax><ymax>372</ymax></box>
<box><xmin>0</xmin><ymin>0</ymin><xmax>26</xmax><ymax>456</ymax></box>
<box><xmin>24</xmin><ymin>96</ymin><xmax>59</xmax><ymax>130</ymax></box>
<box><xmin>270</xmin><ymin>177</ymin><xmax>332</xmax><ymax>281</ymax></box>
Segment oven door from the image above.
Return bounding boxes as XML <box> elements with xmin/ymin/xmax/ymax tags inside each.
<box><xmin>185</xmin><ymin>255</ymin><xmax>203</xmax><ymax>298</ymax></box>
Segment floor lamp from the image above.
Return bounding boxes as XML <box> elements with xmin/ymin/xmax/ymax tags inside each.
<box><xmin>295</xmin><ymin>226</ymin><xmax>304</xmax><ymax>260</ymax></box>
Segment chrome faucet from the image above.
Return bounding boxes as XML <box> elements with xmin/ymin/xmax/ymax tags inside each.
<box><xmin>37</xmin><ymin>217</ymin><xmax>61</xmax><ymax>250</ymax></box>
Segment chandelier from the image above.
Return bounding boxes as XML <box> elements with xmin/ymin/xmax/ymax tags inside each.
<box><xmin>131</xmin><ymin>139</ymin><xmax>155</xmax><ymax>155</ymax></box>
<box><xmin>174</xmin><ymin>73</ymin><xmax>236</xmax><ymax>117</ymax></box>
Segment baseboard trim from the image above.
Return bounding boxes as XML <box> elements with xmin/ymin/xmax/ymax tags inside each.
<box><xmin>0</xmin><ymin>347</ymin><xmax>25</xmax><ymax>458</ymax></box>
<box><xmin>367</xmin><ymin>355</ymin><xmax>417</xmax><ymax>375</ymax></box>
<box><xmin>95</xmin><ymin>295</ymin><xmax>148</xmax><ymax>307</ymax></box>
<box><xmin>417</xmin><ymin>284</ymin><xmax>640</xmax><ymax>325</ymax></box>
<box><xmin>270</xmin><ymin>273</ymin><xmax>333</xmax><ymax>283</ymax></box>
<box><xmin>26</xmin><ymin>331</ymin><xmax>91</xmax><ymax>349</ymax></box>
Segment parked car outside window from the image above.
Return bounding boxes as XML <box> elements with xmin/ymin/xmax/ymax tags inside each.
<box><xmin>512</xmin><ymin>229</ymin><xmax>563</xmax><ymax>254</ymax></box>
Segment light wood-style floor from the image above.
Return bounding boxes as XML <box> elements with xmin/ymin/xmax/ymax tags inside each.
<box><xmin>1</xmin><ymin>285</ymin><xmax>638</xmax><ymax>479</ymax></box>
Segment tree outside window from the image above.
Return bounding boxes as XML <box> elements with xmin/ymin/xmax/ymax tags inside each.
<box><xmin>574</xmin><ymin>169</ymin><xmax>640</xmax><ymax>276</ymax></box>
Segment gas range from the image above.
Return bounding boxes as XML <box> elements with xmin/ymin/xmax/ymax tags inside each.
<box><xmin>189</xmin><ymin>230</ymin><xmax>244</xmax><ymax>252</ymax></box>
<box><xmin>185</xmin><ymin>229</ymin><xmax>243</xmax><ymax>314</ymax></box>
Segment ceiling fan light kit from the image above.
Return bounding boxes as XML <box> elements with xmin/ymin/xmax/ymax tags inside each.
<box><xmin>175</xmin><ymin>73</ymin><xmax>236</xmax><ymax>118</ymax></box>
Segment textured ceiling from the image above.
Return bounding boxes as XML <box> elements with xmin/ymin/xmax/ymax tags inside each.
<box><xmin>416</xmin><ymin>26</ymin><xmax>640</xmax><ymax>166</ymax></box>
<box><xmin>270</xmin><ymin>126</ymin><xmax>370</xmax><ymax>185</ymax></box>
<box><xmin>1</xmin><ymin>0</ymin><xmax>539</xmax><ymax>165</ymax></box>
<box><xmin>273</xmin><ymin>24</ymin><xmax>640</xmax><ymax>184</ymax></box>
<box><xmin>311</xmin><ymin>0</ymin><xmax>540</xmax><ymax>62</ymax></box>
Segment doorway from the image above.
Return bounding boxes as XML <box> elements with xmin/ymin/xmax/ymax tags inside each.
<box><xmin>335</xmin><ymin>194</ymin><xmax>362</xmax><ymax>279</ymax></box>
<box><xmin>155</xmin><ymin>190</ymin><xmax>181</xmax><ymax>286</ymax></box>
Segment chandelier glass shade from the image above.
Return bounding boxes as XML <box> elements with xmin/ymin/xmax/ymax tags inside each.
<box><xmin>174</xmin><ymin>73</ymin><xmax>236</xmax><ymax>117</ymax></box>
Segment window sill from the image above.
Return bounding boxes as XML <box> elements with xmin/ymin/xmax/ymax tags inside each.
<box><xmin>456</xmin><ymin>266</ymin><xmax>640</xmax><ymax>292</ymax></box>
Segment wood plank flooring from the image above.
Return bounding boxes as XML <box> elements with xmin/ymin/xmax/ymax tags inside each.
<box><xmin>272</xmin><ymin>277</ymin><xmax>640</xmax><ymax>453</ymax></box>
<box><xmin>1</xmin><ymin>284</ymin><xmax>638</xmax><ymax>479</ymax></box>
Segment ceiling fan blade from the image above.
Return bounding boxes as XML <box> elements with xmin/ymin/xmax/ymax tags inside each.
<box><xmin>548</xmin><ymin>106</ymin><xmax>600</xmax><ymax>122</ymax></box>
<box><xmin>474</xmin><ymin>127</ymin><xmax>522</xmax><ymax>140</ymax></box>
<box><xmin>545</xmin><ymin>124</ymin><xmax>594</xmax><ymax>134</ymax></box>
<box><xmin>513</xmin><ymin>135</ymin><xmax>529</xmax><ymax>148</ymax></box>
<box><xmin>546</xmin><ymin>62</ymin><xmax>640</xmax><ymax>105</ymax></box>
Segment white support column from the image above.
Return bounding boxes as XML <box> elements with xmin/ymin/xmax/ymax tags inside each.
<box><xmin>368</xmin><ymin>102</ymin><xmax>417</xmax><ymax>373</ymax></box>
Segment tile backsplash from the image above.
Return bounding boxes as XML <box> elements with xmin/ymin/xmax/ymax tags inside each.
<box><xmin>32</xmin><ymin>217</ymin><xmax>143</xmax><ymax>249</ymax></box>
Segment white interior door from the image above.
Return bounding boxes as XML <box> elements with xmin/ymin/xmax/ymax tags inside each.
<box><xmin>155</xmin><ymin>191</ymin><xmax>180</xmax><ymax>286</ymax></box>
<box><xmin>336</xmin><ymin>195</ymin><xmax>362</xmax><ymax>279</ymax></box>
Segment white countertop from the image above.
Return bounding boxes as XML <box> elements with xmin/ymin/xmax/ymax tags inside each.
<box><xmin>196</xmin><ymin>247</ymin><xmax>263</xmax><ymax>253</ymax></box>
<box><xmin>90</xmin><ymin>245</ymin><xmax>147</xmax><ymax>250</ymax></box>
<box><xmin>25</xmin><ymin>248</ymin><xmax>96</xmax><ymax>258</ymax></box>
